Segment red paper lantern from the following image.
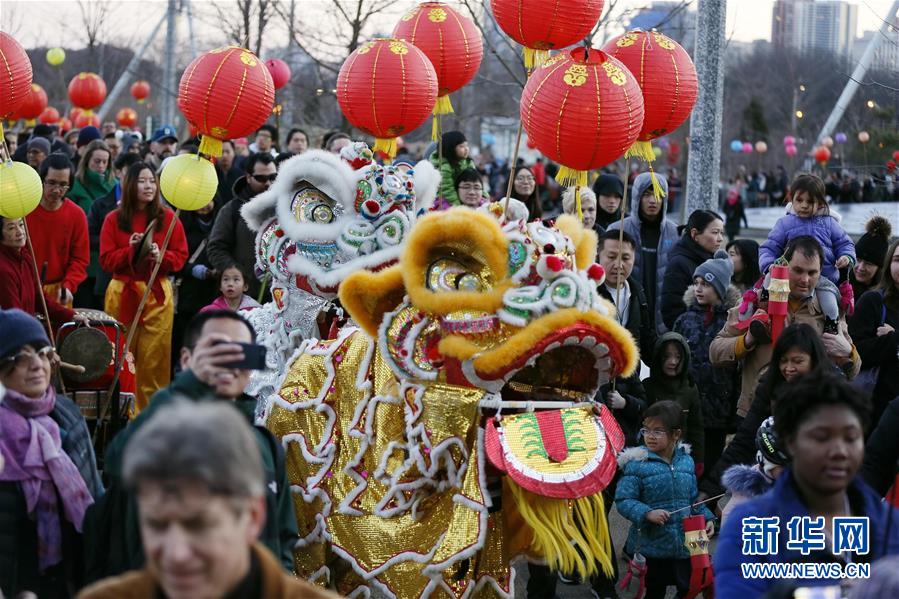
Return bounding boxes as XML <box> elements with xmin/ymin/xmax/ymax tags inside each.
<box><xmin>893</xmin><ymin>150</ymin><xmax>899</xmax><ymax>162</ymax></box>
<box><xmin>178</xmin><ymin>46</ymin><xmax>275</xmax><ymax>156</ymax></box>
<box><xmin>393</xmin><ymin>1</ymin><xmax>483</xmax><ymax>116</ymax></box>
<box><xmin>74</xmin><ymin>112</ymin><xmax>100</xmax><ymax>129</ymax></box>
<box><xmin>521</xmin><ymin>48</ymin><xmax>644</xmax><ymax>187</ymax></box>
<box><xmin>68</xmin><ymin>72</ymin><xmax>107</xmax><ymax>109</ymax></box>
<box><xmin>58</xmin><ymin>117</ymin><xmax>72</xmax><ymax>133</ymax></box>
<box><xmin>0</xmin><ymin>32</ymin><xmax>33</xmax><ymax>121</ymax></box>
<box><xmin>602</xmin><ymin>30</ymin><xmax>698</xmax><ymax>161</ymax></box>
<box><xmin>116</xmin><ymin>107</ymin><xmax>138</xmax><ymax>128</ymax></box>
<box><xmin>337</xmin><ymin>38</ymin><xmax>438</xmax><ymax>159</ymax></box>
<box><xmin>39</xmin><ymin>106</ymin><xmax>60</xmax><ymax>124</ymax></box>
<box><xmin>131</xmin><ymin>80</ymin><xmax>150</xmax><ymax>103</ymax></box>
<box><xmin>491</xmin><ymin>0</ymin><xmax>604</xmax><ymax>68</ymax></box>
<box><xmin>69</xmin><ymin>107</ymin><xmax>84</xmax><ymax>122</ymax></box>
<box><xmin>17</xmin><ymin>84</ymin><xmax>48</xmax><ymax>120</ymax></box>
<box><xmin>265</xmin><ymin>59</ymin><xmax>291</xmax><ymax>90</ymax></box>
<box><xmin>814</xmin><ymin>146</ymin><xmax>831</xmax><ymax>163</ymax></box>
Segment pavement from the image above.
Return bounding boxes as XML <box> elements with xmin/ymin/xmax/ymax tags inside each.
<box><xmin>744</xmin><ymin>201</ymin><xmax>898</xmax><ymax>237</ymax></box>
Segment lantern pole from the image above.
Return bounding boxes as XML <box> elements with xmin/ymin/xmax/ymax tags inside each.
<box><xmin>611</xmin><ymin>156</ymin><xmax>632</xmax><ymax>393</ymax></box>
<box><xmin>503</xmin><ymin>118</ymin><xmax>525</xmax><ymax>218</ymax></box>
<box><xmin>94</xmin><ymin>210</ymin><xmax>181</xmax><ymax>441</ymax></box>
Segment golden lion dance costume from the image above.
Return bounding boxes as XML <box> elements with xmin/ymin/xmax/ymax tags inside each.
<box><xmin>240</xmin><ymin>146</ymin><xmax>440</xmax><ymax>403</ymax></box>
<box><xmin>257</xmin><ymin>190</ymin><xmax>639</xmax><ymax>596</ymax></box>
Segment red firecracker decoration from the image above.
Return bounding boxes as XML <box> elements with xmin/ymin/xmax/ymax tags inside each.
<box><xmin>265</xmin><ymin>58</ymin><xmax>291</xmax><ymax>90</ymax></box>
<box><xmin>68</xmin><ymin>72</ymin><xmax>107</xmax><ymax>109</ymax></box>
<box><xmin>602</xmin><ymin>30</ymin><xmax>698</xmax><ymax>162</ymax></box>
<box><xmin>178</xmin><ymin>46</ymin><xmax>275</xmax><ymax>157</ymax></box>
<box><xmin>17</xmin><ymin>84</ymin><xmax>48</xmax><ymax>120</ymax></box>
<box><xmin>814</xmin><ymin>146</ymin><xmax>831</xmax><ymax>164</ymax></box>
<box><xmin>337</xmin><ymin>38</ymin><xmax>438</xmax><ymax>159</ymax></box>
<box><xmin>116</xmin><ymin>107</ymin><xmax>138</xmax><ymax>128</ymax></box>
<box><xmin>491</xmin><ymin>0</ymin><xmax>605</xmax><ymax>68</ymax></box>
<box><xmin>393</xmin><ymin>1</ymin><xmax>483</xmax><ymax>121</ymax></box>
<box><xmin>683</xmin><ymin>515</ymin><xmax>714</xmax><ymax>599</ymax></box>
<box><xmin>131</xmin><ymin>80</ymin><xmax>150</xmax><ymax>103</ymax></box>
<box><xmin>0</xmin><ymin>32</ymin><xmax>34</xmax><ymax>121</ymax></box>
<box><xmin>39</xmin><ymin>106</ymin><xmax>60</xmax><ymax>125</ymax></box>
<box><xmin>521</xmin><ymin>48</ymin><xmax>644</xmax><ymax>191</ymax></box>
<box><xmin>75</xmin><ymin>112</ymin><xmax>100</xmax><ymax>129</ymax></box>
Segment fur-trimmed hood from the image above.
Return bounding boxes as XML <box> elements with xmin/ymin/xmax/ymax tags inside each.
<box><xmin>617</xmin><ymin>443</ymin><xmax>691</xmax><ymax>468</ymax></box>
<box><xmin>682</xmin><ymin>283</ymin><xmax>741</xmax><ymax>310</ymax></box>
<box><xmin>721</xmin><ymin>464</ymin><xmax>774</xmax><ymax>498</ymax></box>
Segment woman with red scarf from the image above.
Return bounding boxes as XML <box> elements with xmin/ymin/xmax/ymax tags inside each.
<box><xmin>99</xmin><ymin>162</ymin><xmax>187</xmax><ymax>412</ymax></box>
<box><xmin>0</xmin><ymin>309</ymin><xmax>102</xmax><ymax>597</ymax></box>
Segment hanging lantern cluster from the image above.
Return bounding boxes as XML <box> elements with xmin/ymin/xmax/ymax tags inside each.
<box><xmin>336</xmin><ymin>38</ymin><xmax>438</xmax><ymax>159</ymax></box>
<box><xmin>491</xmin><ymin>0</ymin><xmax>605</xmax><ymax>68</ymax></box>
<box><xmin>177</xmin><ymin>45</ymin><xmax>275</xmax><ymax>158</ymax></box>
<box><xmin>393</xmin><ymin>1</ymin><xmax>483</xmax><ymax>137</ymax></box>
<box><xmin>520</xmin><ymin>48</ymin><xmax>644</xmax><ymax>196</ymax></box>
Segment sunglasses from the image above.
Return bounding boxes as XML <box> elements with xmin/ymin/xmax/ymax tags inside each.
<box><xmin>251</xmin><ymin>174</ymin><xmax>278</xmax><ymax>183</ymax></box>
<box><xmin>3</xmin><ymin>346</ymin><xmax>54</xmax><ymax>369</ymax></box>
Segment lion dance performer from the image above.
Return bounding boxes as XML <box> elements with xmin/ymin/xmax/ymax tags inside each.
<box><xmin>251</xmin><ymin>179</ymin><xmax>639</xmax><ymax>596</ymax></box>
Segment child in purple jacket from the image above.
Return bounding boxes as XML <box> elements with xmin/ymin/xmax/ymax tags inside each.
<box><xmin>757</xmin><ymin>173</ymin><xmax>855</xmax><ymax>331</ymax></box>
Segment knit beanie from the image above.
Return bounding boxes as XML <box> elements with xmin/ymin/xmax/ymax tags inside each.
<box><xmin>26</xmin><ymin>137</ymin><xmax>51</xmax><ymax>155</ymax></box>
<box><xmin>855</xmin><ymin>215</ymin><xmax>892</xmax><ymax>266</ymax></box>
<box><xmin>440</xmin><ymin>130</ymin><xmax>466</xmax><ymax>156</ymax></box>
<box><xmin>693</xmin><ymin>250</ymin><xmax>733</xmax><ymax>301</ymax></box>
<box><xmin>76</xmin><ymin>125</ymin><xmax>101</xmax><ymax>148</ymax></box>
<box><xmin>592</xmin><ymin>173</ymin><xmax>624</xmax><ymax>198</ymax></box>
<box><xmin>0</xmin><ymin>309</ymin><xmax>50</xmax><ymax>359</ymax></box>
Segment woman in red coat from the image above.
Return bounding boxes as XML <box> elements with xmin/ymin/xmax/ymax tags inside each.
<box><xmin>100</xmin><ymin>162</ymin><xmax>187</xmax><ymax>412</ymax></box>
<box><xmin>0</xmin><ymin>216</ymin><xmax>76</xmax><ymax>330</ymax></box>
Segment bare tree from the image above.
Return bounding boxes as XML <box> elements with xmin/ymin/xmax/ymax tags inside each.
<box><xmin>208</xmin><ymin>0</ymin><xmax>275</xmax><ymax>58</ymax></box>
<box><xmin>75</xmin><ymin>0</ymin><xmax>115</xmax><ymax>65</ymax></box>
<box><xmin>0</xmin><ymin>2</ymin><xmax>26</xmax><ymax>39</ymax></box>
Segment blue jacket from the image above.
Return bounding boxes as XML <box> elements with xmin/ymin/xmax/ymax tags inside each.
<box><xmin>608</xmin><ymin>172</ymin><xmax>679</xmax><ymax>335</ymax></box>
<box><xmin>615</xmin><ymin>445</ymin><xmax>715</xmax><ymax>559</ymax></box>
<box><xmin>759</xmin><ymin>205</ymin><xmax>856</xmax><ymax>283</ymax></box>
<box><xmin>673</xmin><ymin>285</ymin><xmax>741</xmax><ymax>429</ymax></box>
<box><xmin>714</xmin><ymin>469</ymin><xmax>899</xmax><ymax>599</ymax></box>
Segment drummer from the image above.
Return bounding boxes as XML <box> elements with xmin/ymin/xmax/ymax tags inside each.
<box><xmin>0</xmin><ymin>216</ymin><xmax>85</xmax><ymax>330</ymax></box>
<box><xmin>99</xmin><ymin>161</ymin><xmax>187</xmax><ymax>412</ymax></box>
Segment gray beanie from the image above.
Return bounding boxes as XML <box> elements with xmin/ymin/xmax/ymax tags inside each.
<box><xmin>27</xmin><ymin>137</ymin><xmax>52</xmax><ymax>156</ymax></box>
<box><xmin>694</xmin><ymin>250</ymin><xmax>733</xmax><ymax>301</ymax></box>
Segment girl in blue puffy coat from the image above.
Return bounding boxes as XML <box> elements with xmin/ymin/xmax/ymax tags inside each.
<box><xmin>615</xmin><ymin>401</ymin><xmax>716</xmax><ymax>599</ymax></box>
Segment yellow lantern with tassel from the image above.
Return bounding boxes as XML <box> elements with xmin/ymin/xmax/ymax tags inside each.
<box><xmin>0</xmin><ymin>160</ymin><xmax>43</xmax><ymax>218</ymax></box>
<box><xmin>160</xmin><ymin>154</ymin><xmax>218</xmax><ymax>211</ymax></box>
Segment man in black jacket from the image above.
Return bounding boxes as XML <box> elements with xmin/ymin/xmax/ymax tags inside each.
<box><xmin>207</xmin><ymin>153</ymin><xmax>277</xmax><ymax>299</ymax></box>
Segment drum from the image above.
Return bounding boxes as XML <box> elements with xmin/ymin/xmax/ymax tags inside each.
<box><xmin>56</xmin><ymin>309</ymin><xmax>136</xmax><ymax>418</ymax></box>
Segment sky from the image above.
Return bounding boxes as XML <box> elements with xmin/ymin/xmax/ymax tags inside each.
<box><xmin>2</xmin><ymin>0</ymin><xmax>897</xmax><ymax>52</ymax></box>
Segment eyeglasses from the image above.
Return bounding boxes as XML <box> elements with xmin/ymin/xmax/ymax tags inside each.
<box><xmin>43</xmin><ymin>181</ymin><xmax>70</xmax><ymax>190</ymax></box>
<box><xmin>458</xmin><ymin>184</ymin><xmax>483</xmax><ymax>192</ymax></box>
<box><xmin>3</xmin><ymin>346</ymin><xmax>54</xmax><ymax>369</ymax></box>
<box><xmin>251</xmin><ymin>174</ymin><xmax>278</xmax><ymax>183</ymax></box>
<box><xmin>639</xmin><ymin>428</ymin><xmax>669</xmax><ymax>439</ymax></box>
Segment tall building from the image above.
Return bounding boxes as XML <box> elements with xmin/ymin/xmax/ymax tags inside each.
<box><xmin>771</xmin><ymin>0</ymin><xmax>858</xmax><ymax>60</ymax></box>
<box><xmin>853</xmin><ymin>16</ymin><xmax>899</xmax><ymax>72</ymax></box>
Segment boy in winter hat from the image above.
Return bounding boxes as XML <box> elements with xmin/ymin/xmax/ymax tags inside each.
<box><xmin>673</xmin><ymin>250</ymin><xmax>741</xmax><ymax>480</ymax></box>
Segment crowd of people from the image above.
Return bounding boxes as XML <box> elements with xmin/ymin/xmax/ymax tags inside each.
<box><xmin>1</xmin><ymin>118</ymin><xmax>899</xmax><ymax>599</ymax></box>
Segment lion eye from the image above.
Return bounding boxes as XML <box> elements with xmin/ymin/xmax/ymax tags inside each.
<box><xmin>291</xmin><ymin>186</ymin><xmax>340</xmax><ymax>224</ymax></box>
<box><xmin>427</xmin><ymin>258</ymin><xmax>489</xmax><ymax>292</ymax></box>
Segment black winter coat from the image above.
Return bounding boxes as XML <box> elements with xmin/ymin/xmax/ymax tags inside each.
<box><xmin>861</xmin><ymin>395</ymin><xmax>899</xmax><ymax>496</ymax></box>
<box><xmin>87</xmin><ymin>186</ymin><xmax>120</xmax><ymax>297</ymax></box>
<box><xmin>0</xmin><ymin>395</ymin><xmax>103</xmax><ymax>597</ymax></box>
<box><xmin>597</xmin><ymin>372</ymin><xmax>647</xmax><ymax>448</ymax></box>
<box><xmin>597</xmin><ymin>277</ymin><xmax>657</xmax><ymax>362</ymax></box>
<box><xmin>848</xmin><ymin>290</ymin><xmax>899</xmax><ymax>423</ymax></box>
<box><xmin>660</xmin><ymin>235</ymin><xmax>713</xmax><ymax>330</ymax></box>
<box><xmin>175</xmin><ymin>209</ymin><xmax>219</xmax><ymax>316</ymax></box>
<box><xmin>207</xmin><ymin>176</ymin><xmax>263</xmax><ymax>298</ymax></box>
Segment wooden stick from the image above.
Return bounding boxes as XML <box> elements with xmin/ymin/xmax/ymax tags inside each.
<box><xmin>94</xmin><ymin>209</ymin><xmax>181</xmax><ymax>441</ymax></box>
<box><xmin>668</xmin><ymin>493</ymin><xmax>727</xmax><ymax>515</ymax></box>
<box><xmin>503</xmin><ymin>118</ymin><xmax>525</xmax><ymax>220</ymax></box>
<box><xmin>59</xmin><ymin>361</ymin><xmax>86</xmax><ymax>373</ymax></box>
<box><xmin>611</xmin><ymin>157</ymin><xmax>632</xmax><ymax>393</ymax></box>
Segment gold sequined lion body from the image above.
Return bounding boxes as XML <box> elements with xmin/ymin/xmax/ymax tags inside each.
<box><xmin>266</xmin><ymin>207</ymin><xmax>639</xmax><ymax>598</ymax></box>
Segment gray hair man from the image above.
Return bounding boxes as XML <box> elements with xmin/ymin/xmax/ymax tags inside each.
<box><xmin>78</xmin><ymin>401</ymin><xmax>339</xmax><ymax>599</ymax></box>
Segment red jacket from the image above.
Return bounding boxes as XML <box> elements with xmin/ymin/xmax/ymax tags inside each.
<box><xmin>99</xmin><ymin>207</ymin><xmax>188</xmax><ymax>324</ymax></box>
<box><xmin>25</xmin><ymin>198</ymin><xmax>90</xmax><ymax>293</ymax></box>
<box><xmin>0</xmin><ymin>244</ymin><xmax>75</xmax><ymax>328</ymax></box>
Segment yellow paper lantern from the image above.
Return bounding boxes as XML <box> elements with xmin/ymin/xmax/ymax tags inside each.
<box><xmin>46</xmin><ymin>47</ymin><xmax>65</xmax><ymax>66</ymax></box>
<box><xmin>0</xmin><ymin>160</ymin><xmax>42</xmax><ymax>218</ymax></box>
<box><xmin>159</xmin><ymin>154</ymin><xmax>218</xmax><ymax>211</ymax></box>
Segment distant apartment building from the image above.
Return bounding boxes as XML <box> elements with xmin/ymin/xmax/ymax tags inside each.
<box><xmin>852</xmin><ymin>16</ymin><xmax>899</xmax><ymax>72</ymax></box>
<box><xmin>772</xmin><ymin>0</ymin><xmax>858</xmax><ymax>60</ymax></box>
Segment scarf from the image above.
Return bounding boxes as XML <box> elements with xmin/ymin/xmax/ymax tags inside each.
<box><xmin>0</xmin><ymin>387</ymin><xmax>94</xmax><ymax>570</ymax></box>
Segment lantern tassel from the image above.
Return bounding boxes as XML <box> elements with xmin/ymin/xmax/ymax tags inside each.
<box><xmin>434</xmin><ymin>95</ymin><xmax>454</xmax><ymax>115</ymax></box>
<box><xmin>199</xmin><ymin>135</ymin><xmax>223</xmax><ymax>158</ymax></box>
<box><xmin>649</xmin><ymin>165</ymin><xmax>665</xmax><ymax>201</ymax></box>
<box><xmin>523</xmin><ymin>48</ymin><xmax>550</xmax><ymax>70</ymax></box>
<box><xmin>624</xmin><ymin>140</ymin><xmax>656</xmax><ymax>162</ymax></box>
<box><xmin>373</xmin><ymin>137</ymin><xmax>398</xmax><ymax>160</ymax></box>
<box><xmin>432</xmin><ymin>115</ymin><xmax>439</xmax><ymax>142</ymax></box>
<box><xmin>555</xmin><ymin>166</ymin><xmax>588</xmax><ymax>188</ymax></box>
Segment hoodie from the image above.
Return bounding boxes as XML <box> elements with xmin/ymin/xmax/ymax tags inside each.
<box><xmin>673</xmin><ymin>284</ymin><xmax>741</xmax><ymax>430</ymax></box>
<box><xmin>608</xmin><ymin>173</ymin><xmax>679</xmax><ymax>335</ymax></box>
<box><xmin>643</xmin><ymin>332</ymin><xmax>704</xmax><ymax>463</ymax></box>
